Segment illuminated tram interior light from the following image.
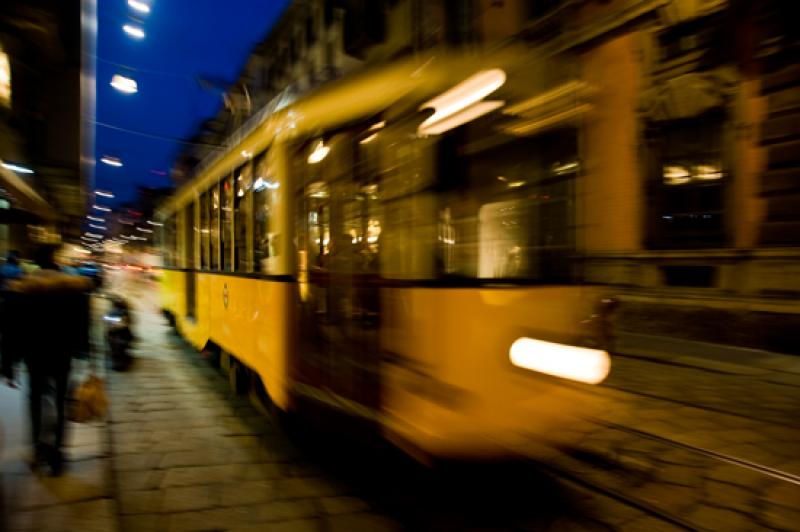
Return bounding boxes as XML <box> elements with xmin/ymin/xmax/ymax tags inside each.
<box><xmin>2</xmin><ymin>161</ymin><xmax>34</xmax><ymax>174</ymax></box>
<box><xmin>89</xmin><ymin>224</ymin><xmax>107</xmax><ymax>231</ymax></box>
<box><xmin>419</xmin><ymin>100</ymin><xmax>504</xmax><ymax>136</ymax></box>
<box><xmin>147</xmin><ymin>220</ymin><xmax>163</xmax><ymax>226</ymax></box>
<box><xmin>418</xmin><ymin>68</ymin><xmax>506</xmax><ymax>135</ymax></box>
<box><xmin>87</xmin><ymin>215</ymin><xmax>105</xmax><ymax>223</ymax></box>
<box><xmin>110</xmin><ymin>74</ymin><xmax>138</xmax><ymax>94</ymax></box>
<box><xmin>122</xmin><ymin>24</ymin><xmax>145</xmax><ymax>39</ymax></box>
<box><xmin>307</xmin><ymin>140</ymin><xmax>330</xmax><ymax>164</ymax></box>
<box><xmin>359</xmin><ymin>133</ymin><xmax>378</xmax><ymax>144</ymax></box>
<box><xmin>128</xmin><ymin>0</ymin><xmax>150</xmax><ymax>14</ymax></box>
<box><xmin>552</xmin><ymin>161</ymin><xmax>580</xmax><ymax>175</ymax></box>
<box><xmin>95</xmin><ymin>189</ymin><xmax>115</xmax><ymax>198</ymax></box>
<box><xmin>509</xmin><ymin>337</ymin><xmax>610</xmax><ymax>385</ymax></box>
<box><xmin>100</xmin><ymin>155</ymin><xmax>123</xmax><ymax>167</ymax></box>
<box><xmin>93</xmin><ymin>204</ymin><xmax>111</xmax><ymax>212</ymax></box>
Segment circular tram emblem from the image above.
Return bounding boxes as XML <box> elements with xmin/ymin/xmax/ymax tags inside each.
<box><xmin>223</xmin><ymin>283</ymin><xmax>229</xmax><ymax>309</ymax></box>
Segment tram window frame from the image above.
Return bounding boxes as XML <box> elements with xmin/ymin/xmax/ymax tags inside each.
<box><xmin>221</xmin><ymin>174</ymin><xmax>234</xmax><ymax>272</ymax></box>
<box><xmin>199</xmin><ymin>191</ymin><xmax>210</xmax><ymax>270</ymax></box>
<box><xmin>252</xmin><ymin>151</ymin><xmax>280</xmax><ymax>274</ymax></box>
<box><xmin>164</xmin><ymin>215</ymin><xmax>178</xmax><ymax>267</ymax></box>
<box><xmin>292</xmin><ymin>123</ymin><xmax>384</xmax><ymax>276</ymax></box>
<box><xmin>210</xmin><ymin>183</ymin><xmax>221</xmax><ymax>271</ymax></box>
<box><xmin>234</xmin><ymin>162</ymin><xmax>253</xmax><ymax>272</ymax></box>
<box><xmin>183</xmin><ymin>203</ymin><xmax>195</xmax><ymax>269</ymax></box>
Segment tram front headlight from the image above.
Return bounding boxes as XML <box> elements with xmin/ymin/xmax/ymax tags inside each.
<box><xmin>509</xmin><ymin>337</ymin><xmax>610</xmax><ymax>385</ymax></box>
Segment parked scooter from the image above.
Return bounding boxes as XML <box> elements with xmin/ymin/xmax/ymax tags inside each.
<box><xmin>104</xmin><ymin>295</ymin><xmax>134</xmax><ymax>371</ymax></box>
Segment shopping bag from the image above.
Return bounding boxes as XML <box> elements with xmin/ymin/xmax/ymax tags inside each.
<box><xmin>68</xmin><ymin>373</ymin><xmax>109</xmax><ymax>423</ymax></box>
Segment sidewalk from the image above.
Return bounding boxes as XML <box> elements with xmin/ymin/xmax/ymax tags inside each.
<box><xmin>1</xmin><ymin>296</ymin><xmax>117</xmax><ymax>532</ymax></box>
<box><xmin>0</xmin><ymin>361</ymin><xmax>117</xmax><ymax>532</ymax></box>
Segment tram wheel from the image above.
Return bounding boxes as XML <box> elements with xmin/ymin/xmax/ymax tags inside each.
<box><xmin>228</xmin><ymin>358</ymin><xmax>249</xmax><ymax>395</ymax></box>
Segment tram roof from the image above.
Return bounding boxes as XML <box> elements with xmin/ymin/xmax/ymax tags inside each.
<box><xmin>157</xmin><ymin>46</ymin><xmax>544</xmax><ymax>217</ymax></box>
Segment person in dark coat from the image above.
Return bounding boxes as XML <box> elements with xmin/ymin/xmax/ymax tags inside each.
<box><xmin>1</xmin><ymin>245</ymin><xmax>93</xmax><ymax>475</ymax></box>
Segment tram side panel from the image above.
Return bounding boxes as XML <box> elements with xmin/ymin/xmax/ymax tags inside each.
<box><xmin>380</xmin><ymin>285</ymin><xmax>607</xmax><ymax>458</ymax></box>
<box><xmin>160</xmin><ymin>269</ymin><xmax>184</xmax><ymax>327</ymax></box>
<box><xmin>207</xmin><ymin>274</ymin><xmax>293</xmax><ymax>411</ymax></box>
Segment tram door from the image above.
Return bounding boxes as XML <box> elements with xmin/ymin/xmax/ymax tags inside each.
<box><xmin>294</xmin><ymin>132</ymin><xmax>382</xmax><ymax>414</ymax></box>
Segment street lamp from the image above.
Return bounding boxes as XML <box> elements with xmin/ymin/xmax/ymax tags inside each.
<box><xmin>110</xmin><ymin>74</ymin><xmax>138</xmax><ymax>94</ymax></box>
<box><xmin>122</xmin><ymin>24</ymin><xmax>145</xmax><ymax>39</ymax></box>
<box><xmin>128</xmin><ymin>0</ymin><xmax>150</xmax><ymax>14</ymax></box>
<box><xmin>100</xmin><ymin>156</ymin><xmax>123</xmax><ymax>167</ymax></box>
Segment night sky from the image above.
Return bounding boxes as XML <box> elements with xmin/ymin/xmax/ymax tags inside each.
<box><xmin>94</xmin><ymin>0</ymin><xmax>289</xmax><ymax>206</ymax></box>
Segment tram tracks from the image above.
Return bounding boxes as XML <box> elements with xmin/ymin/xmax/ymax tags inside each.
<box><xmin>513</xmin><ymin>414</ymin><xmax>800</xmax><ymax>531</ymax></box>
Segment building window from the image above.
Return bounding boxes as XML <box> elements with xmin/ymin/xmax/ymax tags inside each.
<box><xmin>306</xmin><ymin>15</ymin><xmax>317</xmax><ymax>46</ymax></box>
<box><xmin>647</xmin><ymin>112</ymin><xmax>727</xmax><ymax>249</ymax></box>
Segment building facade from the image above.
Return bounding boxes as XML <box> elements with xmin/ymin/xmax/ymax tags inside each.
<box><xmin>0</xmin><ymin>0</ymin><xmax>84</xmax><ymax>255</ymax></box>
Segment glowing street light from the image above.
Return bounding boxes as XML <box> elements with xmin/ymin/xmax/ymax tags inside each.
<box><xmin>1</xmin><ymin>162</ymin><xmax>34</xmax><ymax>174</ymax></box>
<box><xmin>128</xmin><ymin>0</ymin><xmax>151</xmax><ymax>14</ymax></box>
<box><xmin>93</xmin><ymin>204</ymin><xmax>111</xmax><ymax>212</ymax></box>
<box><xmin>136</xmin><ymin>227</ymin><xmax>153</xmax><ymax>233</ymax></box>
<box><xmin>110</xmin><ymin>74</ymin><xmax>138</xmax><ymax>94</ymax></box>
<box><xmin>95</xmin><ymin>190</ymin><xmax>115</xmax><ymax>198</ymax></box>
<box><xmin>122</xmin><ymin>24</ymin><xmax>145</xmax><ymax>39</ymax></box>
<box><xmin>147</xmin><ymin>220</ymin><xmax>163</xmax><ymax>226</ymax></box>
<box><xmin>100</xmin><ymin>156</ymin><xmax>123</xmax><ymax>167</ymax></box>
<box><xmin>87</xmin><ymin>215</ymin><xmax>105</xmax><ymax>223</ymax></box>
<box><xmin>89</xmin><ymin>224</ymin><xmax>107</xmax><ymax>231</ymax></box>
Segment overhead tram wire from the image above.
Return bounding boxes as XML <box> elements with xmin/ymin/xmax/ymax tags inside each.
<box><xmin>90</xmin><ymin>120</ymin><xmax>225</xmax><ymax>150</ymax></box>
<box><xmin>89</xmin><ymin>53</ymin><xmax>198</xmax><ymax>81</ymax></box>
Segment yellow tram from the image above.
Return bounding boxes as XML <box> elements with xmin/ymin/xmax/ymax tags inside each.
<box><xmin>157</xmin><ymin>48</ymin><xmax>613</xmax><ymax>460</ymax></box>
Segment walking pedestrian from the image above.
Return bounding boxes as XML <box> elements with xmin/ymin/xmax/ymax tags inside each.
<box><xmin>1</xmin><ymin>245</ymin><xmax>93</xmax><ymax>475</ymax></box>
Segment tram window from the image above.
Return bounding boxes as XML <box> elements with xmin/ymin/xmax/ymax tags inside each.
<box><xmin>199</xmin><ymin>192</ymin><xmax>209</xmax><ymax>269</ymax></box>
<box><xmin>234</xmin><ymin>163</ymin><xmax>252</xmax><ymax>272</ymax></box>
<box><xmin>253</xmin><ymin>153</ymin><xmax>280</xmax><ymax>273</ymax></box>
<box><xmin>164</xmin><ymin>215</ymin><xmax>177</xmax><ymax>267</ymax></box>
<box><xmin>221</xmin><ymin>174</ymin><xmax>233</xmax><ymax>271</ymax></box>
<box><xmin>435</xmin><ymin>127</ymin><xmax>578</xmax><ymax>282</ymax></box>
<box><xmin>210</xmin><ymin>184</ymin><xmax>220</xmax><ymax>270</ymax></box>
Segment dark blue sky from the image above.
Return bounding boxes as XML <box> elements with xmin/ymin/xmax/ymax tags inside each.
<box><xmin>95</xmin><ymin>0</ymin><xmax>289</xmax><ymax>205</ymax></box>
